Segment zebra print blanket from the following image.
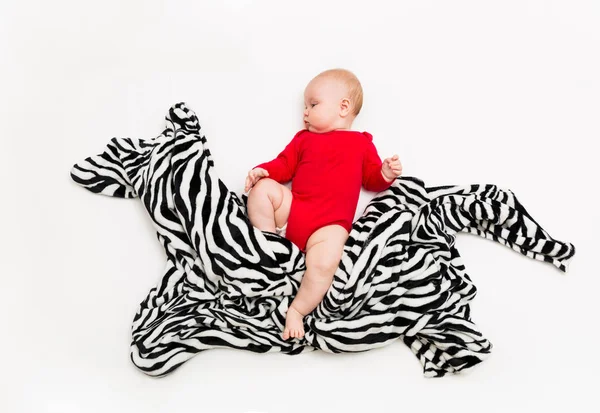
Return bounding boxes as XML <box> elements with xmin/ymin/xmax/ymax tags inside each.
<box><xmin>70</xmin><ymin>102</ymin><xmax>575</xmax><ymax>378</ymax></box>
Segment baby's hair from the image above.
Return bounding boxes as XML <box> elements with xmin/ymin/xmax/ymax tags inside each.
<box><xmin>315</xmin><ymin>68</ymin><xmax>363</xmax><ymax>116</ymax></box>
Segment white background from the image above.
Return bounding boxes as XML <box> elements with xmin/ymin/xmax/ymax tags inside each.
<box><xmin>1</xmin><ymin>1</ymin><xmax>599</xmax><ymax>412</ymax></box>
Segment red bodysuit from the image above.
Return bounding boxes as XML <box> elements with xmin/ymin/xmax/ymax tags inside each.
<box><xmin>253</xmin><ymin>129</ymin><xmax>394</xmax><ymax>252</ymax></box>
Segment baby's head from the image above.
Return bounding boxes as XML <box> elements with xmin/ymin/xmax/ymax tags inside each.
<box><xmin>303</xmin><ymin>68</ymin><xmax>363</xmax><ymax>133</ymax></box>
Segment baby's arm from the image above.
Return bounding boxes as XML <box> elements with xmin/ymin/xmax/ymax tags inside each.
<box><xmin>252</xmin><ymin>131</ymin><xmax>303</xmax><ymax>184</ymax></box>
<box><xmin>245</xmin><ymin>131</ymin><xmax>303</xmax><ymax>192</ymax></box>
<box><xmin>362</xmin><ymin>139</ymin><xmax>396</xmax><ymax>192</ymax></box>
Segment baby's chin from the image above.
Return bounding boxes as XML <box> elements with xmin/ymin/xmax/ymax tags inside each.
<box><xmin>305</xmin><ymin>124</ymin><xmax>333</xmax><ymax>133</ymax></box>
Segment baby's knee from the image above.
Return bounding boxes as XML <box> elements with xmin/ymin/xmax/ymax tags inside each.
<box><xmin>306</xmin><ymin>241</ymin><xmax>344</xmax><ymax>274</ymax></box>
<box><xmin>248</xmin><ymin>178</ymin><xmax>276</xmax><ymax>201</ymax></box>
<box><xmin>313</xmin><ymin>260</ymin><xmax>340</xmax><ymax>275</ymax></box>
<box><xmin>249</xmin><ymin>178</ymin><xmax>291</xmax><ymax>210</ymax></box>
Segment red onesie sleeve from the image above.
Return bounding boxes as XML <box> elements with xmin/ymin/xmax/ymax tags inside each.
<box><xmin>362</xmin><ymin>132</ymin><xmax>395</xmax><ymax>192</ymax></box>
<box><xmin>253</xmin><ymin>130</ymin><xmax>304</xmax><ymax>184</ymax></box>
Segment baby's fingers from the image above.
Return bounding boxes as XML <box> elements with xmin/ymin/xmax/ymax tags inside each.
<box><xmin>246</xmin><ymin>175</ymin><xmax>258</xmax><ymax>190</ymax></box>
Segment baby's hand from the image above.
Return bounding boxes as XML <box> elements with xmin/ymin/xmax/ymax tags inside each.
<box><xmin>381</xmin><ymin>155</ymin><xmax>403</xmax><ymax>182</ymax></box>
<box><xmin>245</xmin><ymin>168</ymin><xmax>270</xmax><ymax>192</ymax></box>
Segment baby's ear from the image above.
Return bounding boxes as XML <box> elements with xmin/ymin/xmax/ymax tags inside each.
<box><xmin>340</xmin><ymin>98</ymin><xmax>351</xmax><ymax>116</ymax></box>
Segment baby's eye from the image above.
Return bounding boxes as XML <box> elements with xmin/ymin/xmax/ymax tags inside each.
<box><xmin>311</xmin><ymin>103</ymin><xmax>317</xmax><ymax>107</ymax></box>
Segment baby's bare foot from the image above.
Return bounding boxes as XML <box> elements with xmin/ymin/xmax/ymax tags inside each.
<box><xmin>282</xmin><ymin>305</ymin><xmax>305</xmax><ymax>340</ymax></box>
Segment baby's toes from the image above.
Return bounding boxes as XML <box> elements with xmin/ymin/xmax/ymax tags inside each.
<box><xmin>282</xmin><ymin>328</ymin><xmax>290</xmax><ymax>340</ymax></box>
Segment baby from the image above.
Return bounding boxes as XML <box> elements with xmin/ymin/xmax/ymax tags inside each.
<box><xmin>244</xmin><ymin>68</ymin><xmax>403</xmax><ymax>340</ymax></box>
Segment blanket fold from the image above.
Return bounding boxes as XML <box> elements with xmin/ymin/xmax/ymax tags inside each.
<box><xmin>70</xmin><ymin>102</ymin><xmax>575</xmax><ymax>378</ymax></box>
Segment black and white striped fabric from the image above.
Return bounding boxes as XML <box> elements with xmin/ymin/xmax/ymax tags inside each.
<box><xmin>70</xmin><ymin>102</ymin><xmax>575</xmax><ymax>378</ymax></box>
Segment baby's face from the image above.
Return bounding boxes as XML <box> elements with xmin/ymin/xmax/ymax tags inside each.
<box><xmin>303</xmin><ymin>76</ymin><xmax>349</xmax><ymax>133</ymax></box>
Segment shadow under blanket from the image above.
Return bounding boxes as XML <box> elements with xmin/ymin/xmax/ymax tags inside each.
<box><xmin>70</xmin><ymin>102</ymin><xmax>576</xmax><ymax>378</ymax></box>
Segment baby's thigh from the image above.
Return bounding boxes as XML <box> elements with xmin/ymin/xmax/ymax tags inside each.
<box><xmin>305</xmin><ymin>225</ymin><xmax>349</xmax><ymax>271</ymax></box>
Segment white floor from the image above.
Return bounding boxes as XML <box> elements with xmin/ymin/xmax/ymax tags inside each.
<box><xmin>2</xmin><ymin>1</ymin><xmax>599</xmax><ymax>412</ymax></box>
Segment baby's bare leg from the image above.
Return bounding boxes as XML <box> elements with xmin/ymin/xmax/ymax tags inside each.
<box><xmin>247</xmin><ymin>178</ymin><xmax>292</xmax><ymax>232</ymax></box>
<box><xmin>282</xmin><ymin>224</ymin><xmax>348</xmax><ymax>340</ymax></box>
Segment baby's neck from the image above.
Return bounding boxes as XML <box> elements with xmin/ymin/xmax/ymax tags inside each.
<box><xmin>323</xmin><ymin>119</ymin><xmax>354</xmax><ymax>133</ymax></box>
<box><xmin>313</xmin><ymin>126</ymin><xmax>353</xmax><ymax>134</ymax></box>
